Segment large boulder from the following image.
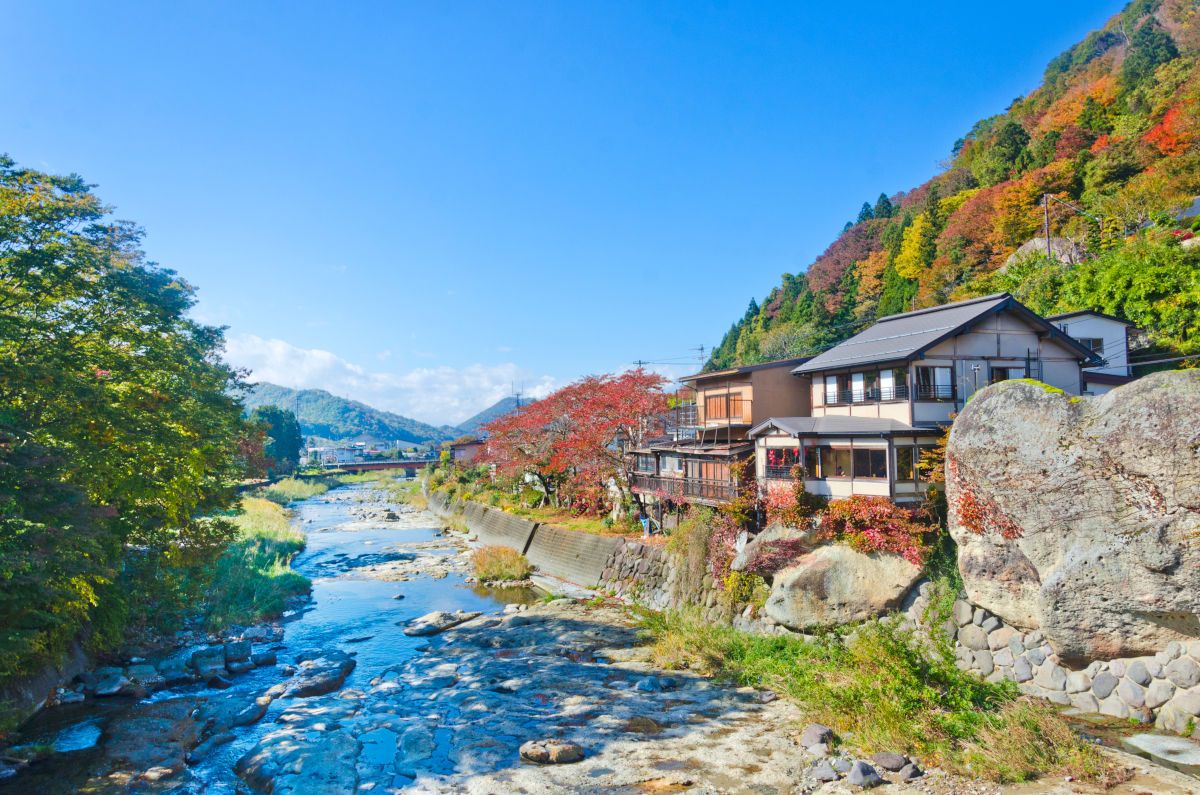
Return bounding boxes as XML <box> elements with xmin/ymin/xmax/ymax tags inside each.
<box><xmin>947</xmin><ymin>372</ymin><xmax>1200</xmax><ymax>663</ymax></box>
<box><xmin>764</xmin><ymin>544</ymin><xmax>922</xmax><ymax>629</ymax></box>
<box><xmin>729</xmin><ymin>521</ymin><xmax>818</xmax><ymax>574</ymax></box>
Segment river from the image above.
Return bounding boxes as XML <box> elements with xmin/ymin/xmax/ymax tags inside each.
<box><xmin>2</xmin><ymin>482</ymin><xmax>535</xmax><ymax>793</ymax></box>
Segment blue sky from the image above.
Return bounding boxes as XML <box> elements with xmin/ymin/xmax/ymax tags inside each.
<box><xmin>3</xmin><ymin>1</ymin><xmax>1124</xmax><ymax>423</ymax></box>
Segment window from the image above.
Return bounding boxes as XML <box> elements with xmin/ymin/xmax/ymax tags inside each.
<box><xmin>635</xmin><ymin>454</ymin><xmax>655</xmax><ymax>473</ymax></box>
<box><xmin>764</xmin><ymin>447</ymin><xmax>801</xmax><ymax>479</ymax></box>
<box><xmin>804</xmin><ymin>445</ymin><xmax>821</xmax><ymax>478</ymax></box>
<box><xmin>827</xmin><ymin>447</ymin><xmax>852</xmax><ymax>478</ymax></box>
<box><xmin>896</xmin><ymin>446</ymin><xmax>915</xmax><ymax>482</ymax></box>
<box><xmin>660</xmin><ymin>455</ymin><xmax>683</xmax><ymax>475</ymax></box>
<box><xmin>824</xmin><ymin>376</ymin><xmax>838</xmax><ymax>404</ymax></box>
<box><xmin>917</xmin><ymin>445</ymin><xmax>939</xmax><ymax>481</ymax></box>
<box><xmin>704</xmin><ymin>394</ymin><xmax>744</xmax><ymax>421</ymax></box>
<box><xmin>852</xmin><ymin>448</ymin><xmax>888</xmax><ymax>479</ymax></box>
<box><xmin>989</xmin><ymin>366</ymin><xmax>1024</xmax><ymax>384</ymax></box>
<box><xmin>1077</xmin><ymin>338</ymin><xmax>1103</xmax><ymax>355</ymax></box>
<box><xmin>915</xmin><ymin>366</ymin><xmax>954</xmax><ymax>399</ymax></box>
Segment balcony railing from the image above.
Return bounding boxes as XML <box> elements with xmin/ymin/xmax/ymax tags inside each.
<box><xmin>673</xmin><ymin>404</ymin><xmax>698</xmax><ymax>427</ymax></box>
<box><xmin>763</xmin><ymin>464</ymin><xmax>797</xmax><ymax>480</ymax></box>
<box><xmin>631</xmin><ymin>473</ymin><xmax>736</xmax><ymax>504</ymax></box>
<box><xmin>915</xmin><ymin>384</ymin><xmax>956</xmax><ymax>400</ymax></box>
<box><xmin>828</xmin><ymin>384</ymin><xmax>910</xmax><ymax>404</ymax></box>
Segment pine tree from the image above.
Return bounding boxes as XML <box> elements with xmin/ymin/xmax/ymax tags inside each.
<box><xmin>856</xmin><ymin>202</ymin><xmax>875</xmax><ymax>224</ymax></box>
<box><xmin>873</xmin><ymin>192</ymin><xmax>894</xmax><ymax>218</ymax></box>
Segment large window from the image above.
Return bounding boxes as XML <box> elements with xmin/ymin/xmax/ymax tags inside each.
<box><xmin>915</xmin><ymin>366</ymin><xmax>954</xmax><ymax>400</ymax></box>
<box><xmin>764</xmin><ymin>447</ymin><xmax>801</xmax><ymax>479</ymax></box>
<box><xmin>660</xmin><ymin>455</ymin><xmax>683</xmax><ymax>475</ymax></box>
<box><xmin>896</xmin><ymin>445</ymin><xmax>940</xmax><ymax>483</ymax></box>
<box><xmin>852</xmin><ymin>448</ymin><xmax>888</xmax><ymax>479</ymax></box>
<box><xmin>804</xmin><ymin>445</ymin><xmax>888</xmax><ymax>479</ymax></box>
<box><xmin>686</xmin><ymin>459</ymin><xmax>729</xmax><ymax>481</ymax></box>
<box><xmin>635</xmin><ymin>454</ymin><xmax>655</xmax><ymax>473</ymax></box>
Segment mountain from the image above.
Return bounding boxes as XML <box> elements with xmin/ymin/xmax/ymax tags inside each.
<box><xmin>708</xmin><ymin>0</ymin><xmax>1200</xmax><ymax>371</ymax></box>
<box><xmin>456</xmin><ymin>397</ymin><xmax>520</xmax><ymax>435</ymax></box>
<box><xmin>244</xmin><ymin>383</ymin><xmax>458</xmax><ymax>446</ymax></box>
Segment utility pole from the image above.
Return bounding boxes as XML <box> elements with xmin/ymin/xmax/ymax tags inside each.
<box><xmin>1044</xmin><ymin>193</ymin><xmax>1052</xmax><ymax>261</ymax></box>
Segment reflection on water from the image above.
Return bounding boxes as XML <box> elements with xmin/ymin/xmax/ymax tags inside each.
<box><xmin>1</xmin><ymin>483</ymin><xmax>536</xmax><ymax>793</ymax></box>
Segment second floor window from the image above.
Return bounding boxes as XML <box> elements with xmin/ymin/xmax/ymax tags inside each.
<box><xmin>705</xmin><ymin>393</ymin><xmax>744</xmax><ymax>420</ymax></box>
<box><xmin>915</xmin><ymin>366</ymin><xmax>954</xmax><ymax>400</ymax></box>
<box><xmin>635</xmin><ymin>454</ymin><xmax>655</xmax><ymax>473</ymax></box>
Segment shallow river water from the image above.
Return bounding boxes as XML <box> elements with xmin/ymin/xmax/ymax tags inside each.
<box><xmin>2</xmin><ymin>483</ymin><xmax>531</xmax><ymax>793</ymax></box>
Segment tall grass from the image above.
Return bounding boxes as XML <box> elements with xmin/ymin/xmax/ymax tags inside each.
<box><xmin>471</xmin><ymin>546</ymin><xmax>531</xmax><ymax>582</ymax></box>
<box><xmin>258</xmin><ymin>476</ymin><xmax>333</xmax><ymax>504</ymax></box>
<box><xmin>203</xmin><ymin>497</ymin><xmax>309</xmax><ymax>629</ymax></box>
<box><xmin>639</xmin><ymin>610</ymin><xmax>1118</xmax><ymax>784</ymax></box>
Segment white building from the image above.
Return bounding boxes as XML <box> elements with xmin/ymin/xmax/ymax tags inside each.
<box><xmin>1046</xmin><ymin>310</ymin><xmax>1135</xmax><ymax>395</ymax></box>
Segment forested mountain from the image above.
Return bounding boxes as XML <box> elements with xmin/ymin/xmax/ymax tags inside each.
<box><xmin>708</xmin><ymin>0</ymin><xmax>1200</xmax><ymax>371</ymax></box>
<box><xmin>456</xmin><ymin>397</ymin><xmax>520</xmax><ymax>435</ymax></box>
<box><xmin>245</xmin><ymin>384</ymin><xmax>457</xmax><ymax>446</ymax></box>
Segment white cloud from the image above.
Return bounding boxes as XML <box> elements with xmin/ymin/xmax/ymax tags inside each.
<box><xmin>224</xmin><ymin>334</ymin><xmax>556</xmax><ymax>425</ymax></box>
<box><xmin>377</xmin><ymin>350</ymin><xmax>392</xmax><ymax>361</ymax></box>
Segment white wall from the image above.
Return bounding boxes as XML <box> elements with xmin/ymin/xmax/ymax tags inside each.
<box><xmin>1054</xmin><ymin>315</ymin><xmax>1130</xmax><ymax>376</ymax></box>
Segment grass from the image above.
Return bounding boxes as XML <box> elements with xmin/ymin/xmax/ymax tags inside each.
<box><xmin>638</xmin><ymin>609</ymin><xmax>1121</xmax><ymax>784</ymax></box>
<box><xmin>258</xmin><ymin>476</ymin><xmax>334</xmax><ymax>504</ymax></box>
<box><xmin>471</xmin><ymin>545</ymin><xmax>532</xmax><ymax>582</ymax></box>
<box><xmin>202</xmin><ymin>497</ymin><xmax>310</xmax><ymax>630</ymax></box>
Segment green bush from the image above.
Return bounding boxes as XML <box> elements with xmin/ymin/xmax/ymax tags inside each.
<box><xmin>640</xmin><ymin>610</ymin><xmax>1114</xmax><ymax>783</ymax></box>
<box><xmin>471</xmin><ymin>545</ymin><xmax>531</xmax><ymax>582</ymax></box>
<box><xmin>258</xmin><ymin>477</ymin><xmax>332</xmax><ymax>504</ymax></box>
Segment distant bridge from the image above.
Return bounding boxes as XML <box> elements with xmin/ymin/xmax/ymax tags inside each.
<box><xmin>320</xmin><ymin>459</ymin><xmax>438</xmax><ymax>474</ymax></box>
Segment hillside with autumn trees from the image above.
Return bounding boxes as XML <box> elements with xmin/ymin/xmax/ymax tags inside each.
<box><xmin>708</xmin><ymin>0</ymin><xmax>1200</xmax><ymax>370</ymax></box>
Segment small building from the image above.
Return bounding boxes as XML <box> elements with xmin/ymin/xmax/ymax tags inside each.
<box><xmin>1046</xmin><ymin>310</ymin><xmax>1136</xmax><ymax>395</ymax></box>
<box><xmin>630</xmin><ymin>357</ymin><xmax>811</xmax><ymax>510</ymax></box>
<box><xmin>751</xmin><ymin>293</ymin><xmax>1102</xmax><ymax>503</ymax></box>
<box><xmin>450</xmin><ymin>438</ymin><xmax>485</xmax><ymax>464</ymax></box>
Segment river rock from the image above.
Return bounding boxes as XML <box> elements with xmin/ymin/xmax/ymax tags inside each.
<box><xmin>870</xmin><ymin>751</ymin><xmax>908</xmax><ymax>771</ymax></box>
<box><xmin>518</xmin><ymin>739</ymin><xmax>584</xmax><ymax>764</ymax></box>
<box><xmin>729</xmin><ymin>521</ymin><xmax>817</xmax><ymax>573</ymax></box>
<box><xmin>283</xmin><ymin>650</ymin><xmax>357</xmax><ymax>697</ymax></box>
<box><xmin>946</xmin><ymin>372</ymin><xmax>1200</xmax><ymax>663</ymax></box>
<box><xmin>1166</xmin><ymin>656</ymin><xmax>1200</xmax><ymax>688</ymax></box>
<box><xmin>809</xmin><ymin>759</ymin><xmax>839</xmax><ymax>781</ymax></box>
<box><xmin>403</xmin><ymin>610</ymin><xmax>483</xmax><ymax>636</ymax></box>
<box><xmin>800</xmin><ymin>723</ymin><xmax>834</xmax><ymax>749</ymax></box>
<box><xmin>847</xmin><ymin>760</ymin><xmax>883</xmax><ymax>788</ymax></box>
<box><xmin>764</xmin><ymin>545</ymin><xmax>921</xmax><ymax>629</ymax></box>
<box><xmin>223</xmin><ymin>640</ymin><xmax>252</xmax><ymax>664</ymax></box>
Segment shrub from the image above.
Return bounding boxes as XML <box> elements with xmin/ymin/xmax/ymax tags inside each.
<box><xmin>471</xmin><ymin>546</ymin><xmax>531</xmax><ymax>582</ymax></box>
<box><xmin>817</xmin><ymin>496</ymin><xmax>935</xmax><ymax>564</ymax></box>
<box><xmin>639</xmin><ymin>610</ymin><xmax>1115</xmax><ymax>783</ymax></box>
<box><xmin>259</xmin><ymin>477</ymin><xmax>331</xmax><ymax>505</ymax></box>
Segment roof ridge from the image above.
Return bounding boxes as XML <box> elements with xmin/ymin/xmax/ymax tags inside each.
<box><xmin>874</xmin><ymin>292</ymin><xmax>1010</xmax><ymax>323</ymax></box>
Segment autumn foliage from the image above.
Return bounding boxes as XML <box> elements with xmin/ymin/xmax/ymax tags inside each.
<box><xmin>481</xmin><ymin>368</ymin><xmax>668</xmax><ymax>514</ymax></box>
<box><xmin>816</xmin><ymin>496</ymin><xmax>932</xmax><ymax>565</ymax></box>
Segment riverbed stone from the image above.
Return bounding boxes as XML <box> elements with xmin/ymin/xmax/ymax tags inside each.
<box><xmin>283</xmin><ymin>650</ymin><xmax>356</xmax><ymax>698</ymax></box>
<box><xmin>1034</xmin><ymin>662</ymin><xmax>1066</xmax><ymax>690</ymax></box>
<box><xmin>847</xmin><ymin>760</ymin><xmax>883</xmax><ymax>788</ymax></box>
<box><xmin>1146</xmin><ymin>680</ymin><xmax>1176</xmax><ymax>709</ymax></box>
<box><xmin>993</xmin><ymin>648</ymin><xmax>1014</xmax><ymax>667</ymax></box>
<box><xmin>800</xmin><ymin>723</ymin><xmax>834</xmax><ymax>748</ymax></box>
<box><xmin>518</xmin><ymin>739</ymin><xmax>584</xmax><ymax>765</ymax></box>
<box><xmin>1025</xmin><ymin>646</ymin><xmax>1046</xmax><ymax>666</ymax></box>
<box><xmin>810</xmin><ymin>760</ymin><xmax>839</xmax><ymax>782</ymax></box>
<box><xmin>870</xmin><ymin>751</ymin><xmax>908</xmax><ymax>771</ymax></box>
<box><xmin>1065</xmin><ymin>671</ymin><xmax>1091</xmax><ymax>694</ymax></box>
<box><xmin>952</xmin><ymin>600</ymin><xmax>973</xmax><ymax>627</ymax></box>
<box><xmin>1100</xmin><ymin>695</ymin><xmax>1130</xmax><ymax>719</ymax></box>
<box><xmin>223</xmin><ymin>641</ymin><xmax>252</xmax><ymax>664</ymax></box>
<box><xmin>899</xmin><ymin>762</ymin><xmax>924</xmax><ymax>781</ymax></box>
<box><xmin>987</xmin><ymin>626</ymin><xmax>1014</xmax><ymax>651</ymax></box>
<box><xmin>1071</xmin><ymin>693</ymin><xmax>1100</xmax><ymax>713</ymax></box>
<box><xmin>1013</xmin><ymin>656</ymin><xmax>1033</xmax><ymax>683</ymax></box>
<box><xmin>1175</xmin><ymin>690</ymin><xmax>1200</xmax><ymax>716</ymax></box>
<box><xmin>1126</xmin><ymin>659</ymin><xmax>1151</xmax><ymax>686</ymax></box>
<box><xmin>974</xmin><ymin>650</ymin><xmax>995</xmax><ymax>676</ymax></box>
<box><xmin>403</xmin><ymin>610</ymin><xmax>483</xmax><ymax>636</ymax></box>
<box><xmin>1166</xmin><ymin>656</ymin><xmax>1200</xmax><ymax>688</ymax></box>
<box><xmin>1118</xmin><ymin>680</ymin><xmax>1146</xmax><ymax>708</ymax></box>
<box><xmin>959</xmin><ymin>625</ymin><xmax>988</xmax><ymax>651</ymax></box>
<box><xmin>1092</xmin><ymin>671</ymin><xmax>1119</xmax><ymax>700</ymax></box>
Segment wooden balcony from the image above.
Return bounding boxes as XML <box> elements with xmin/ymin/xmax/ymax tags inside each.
<box><xmin>630</xmin><ymin>472</ymin><xmax>736</xmax><ymax>505</ymax></box>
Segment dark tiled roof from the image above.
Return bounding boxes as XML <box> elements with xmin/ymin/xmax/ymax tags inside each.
<box><xmin>793</xmin><ymin>293</ymin><xmax>1101</xmax><ymax>374</ymax></box>
<box><xmin>681</xmin><ymin>356</ymin><xmax>812</xmax><ymax>383</ymax></box>
<box><xmin>748</xmin><ymin>416</ymin><xmax>925</xmax><ymax>438</ymax></box>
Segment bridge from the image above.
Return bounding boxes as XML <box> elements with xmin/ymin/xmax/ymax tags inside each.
<box><xmin>319</xmin><ymin>459</ymin><xmax>439</xmax><ymax>474</ymax></box>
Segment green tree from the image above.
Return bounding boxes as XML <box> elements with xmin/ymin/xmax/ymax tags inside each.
<box><xmin>873</xmin><ymin>192</ymin><xmax>894</xmax><ymax>219</ymax></box>
<box><xmin>856</xmin><ymin>202</ymin><xmax>875</xmax><ymax>224</ymax></box>
<box><xmin>248</xmin><ymin>405</ymin><xmax>303</xmax><ymax>475</ymax></box>
<box><xmin>1120</xmin><ymin>21</ymin><xmax>1179</xmax><ymax>91</ymax></box>
<box><xmin>0</xmin><ymin>155</ymin><xmax>252</xmax><ymax>674</ymax></box>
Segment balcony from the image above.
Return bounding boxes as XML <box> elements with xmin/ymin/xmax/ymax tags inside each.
<box><xmin>763</xmin><ymin>464</ymin><xmax>796</xmax><ymax>481</ymax></box>
<box><xmin>827</xmin><ymin>384</ymin><xmax>910</xmax><ymax>405</ymax></box>
<box><xmin>673</xmin><ymin>404</ymin><xmax>698</xmax><ymax>427</ymax></box>
<box><xmin>914</xmin><ymin>384</ymin><xmax>955</xmax><ymax>401</ymax></box>
<box><xmin>631</xmin><ymin>473</ymin><xmax>736</xmax><ymax>504</ymax></box>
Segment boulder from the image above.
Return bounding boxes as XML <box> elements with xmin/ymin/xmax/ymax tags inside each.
<box><xmin>402</xmin><ymin>610</ymin><xmax>483</xmax><ymax>636</ymax></box>
<box><xmin>947</xmin><ymin>373</ymin><xmax>1200</xmax><ymax>663</ymax></box>
<box><xmin>518</xmin><ymin>739</ymin><xmax>584</xmax><ymax>764</ymax></box>
<box><xmin>799</xmin><ymin>723</ymin><xmax>834</xmax><ymax>749</ymax></box>
<box><xmin>729</xmin><ymin>521</ymin><xmax>817</xmax><ymax>573</ymax></box>
<box><xmin>764</xmin><ymin>545</ymin><xmax>922</xmax><ymax>630</ymax></box>
<box><xmin>282</xmin><ymin>651</ymin><xmax>356</xmax><ymax>698</ymax></box>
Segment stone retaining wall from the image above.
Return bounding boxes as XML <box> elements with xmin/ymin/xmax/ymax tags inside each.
<box><xmin>903</xmin><ymin>588</ymin><xmax>1200</xmax><ymax>738</ymax></box>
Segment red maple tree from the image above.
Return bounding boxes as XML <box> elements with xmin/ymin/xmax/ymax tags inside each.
<box><xmin>482</xmin><ymin>368</ymin><xmax>668</xmax><ymax>515</ymax></box>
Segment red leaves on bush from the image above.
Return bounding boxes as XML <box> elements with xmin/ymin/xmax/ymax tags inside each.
<box><xmin>815</xmin><ymin>496</ymin><xmax>934</xmax><ymax>565</ymax></box>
